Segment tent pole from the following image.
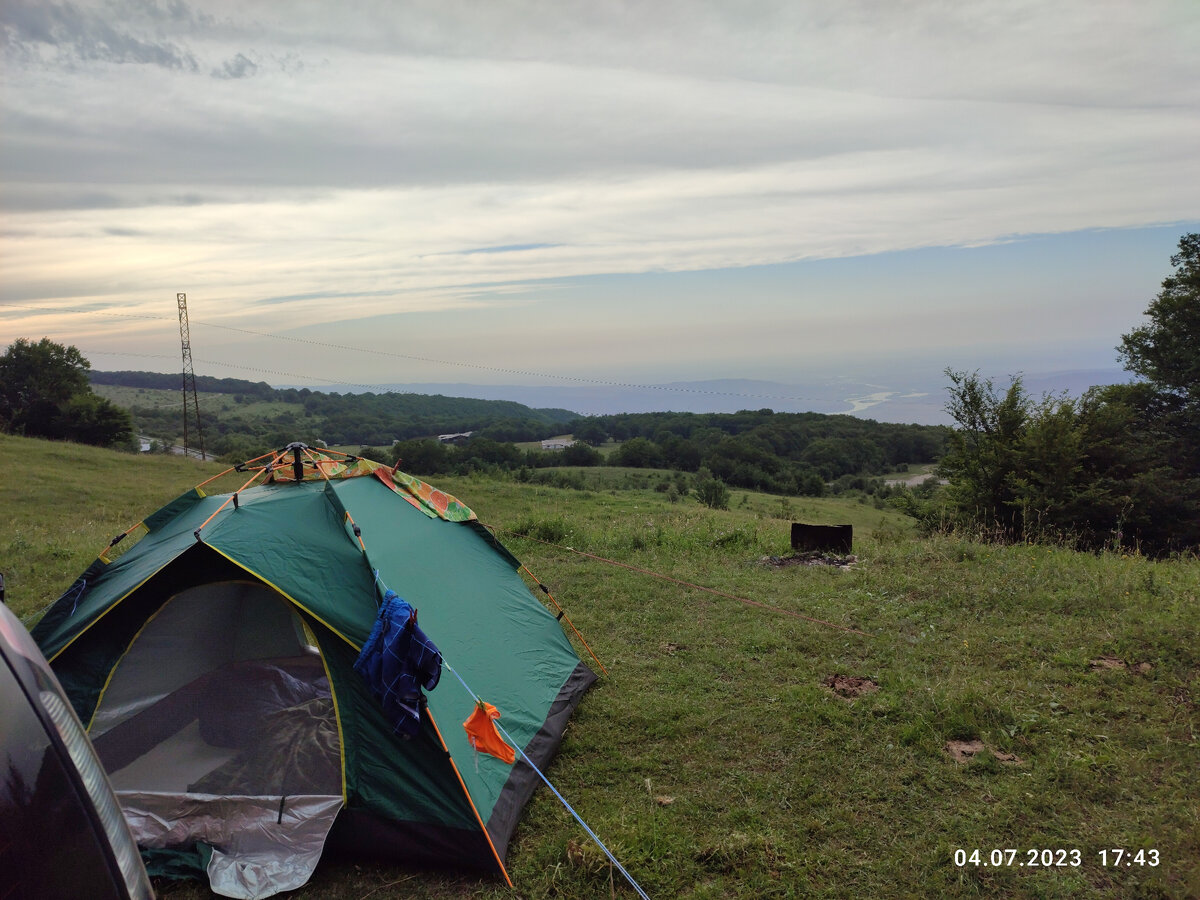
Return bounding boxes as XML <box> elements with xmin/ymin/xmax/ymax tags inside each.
<box><xmin>424</xmin><ymin>710</ymin><xmax>513</xmax><ymax>887</ymax></box>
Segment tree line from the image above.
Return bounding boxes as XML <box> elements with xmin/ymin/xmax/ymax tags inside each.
<box><xmin>86</xmin><ymin>374</ymin><xmax>577</xmax><ymax>457</ymax></box>
<box><xmin>383</xmin><ymin>410</ymin><xmax>949</xmax><ymax>498</ymax></box>
<box><xmin>920</xmin><ymin>234</ymin><xmax>1200</xmax><ymax>555</ymax></box>
<box><xmin>8</xmin><ymin>233</ymin><xmax>1194</xmax><ymax>554</ymax></box>
<box><xmin>0</xmin><ymin>340</ymin><xmax>133</xmax><ymax>447</ymax></box>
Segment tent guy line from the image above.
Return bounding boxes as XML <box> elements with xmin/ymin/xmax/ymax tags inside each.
<box><xmin>31</xmin><ymin>444</ymin><xmax>598</xmax><ymax>895</ymax></box>
<box><xmin>439</xmin><ymin>655</ymin><xmax>651</xmax><ymax>900</ymax></box>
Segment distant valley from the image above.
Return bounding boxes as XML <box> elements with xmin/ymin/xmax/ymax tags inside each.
<box><xmin>287</xmin><ymin>369</ymin><xmax>1128</xmax><ymax>426</ymax></box>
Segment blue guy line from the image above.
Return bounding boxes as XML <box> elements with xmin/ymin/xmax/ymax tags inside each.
<box><xmin>442</xmin><ymin>660</ymin><xmax>651</xmax><ymax>900</ymax></box>
<box><xmin>372</xmin><ymin>574</ymin><xmax>647</xmax><ymax>897</ymax></box>
<box><xmin>65</xmin><ymin>578</ymin><xmax>88</xmax><ymax>616</ymax></box>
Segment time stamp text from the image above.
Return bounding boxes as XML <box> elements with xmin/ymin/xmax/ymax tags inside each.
<box><xmin>954</xmin><ymin>848</ymin><xmax>1160</xmax><ymax>868</ymax></box>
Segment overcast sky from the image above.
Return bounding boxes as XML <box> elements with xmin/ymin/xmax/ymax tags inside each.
<box><xmin>2</xmin><ymin>0</ymin><xmax>1198</xmax><ymax>409</ymax></box>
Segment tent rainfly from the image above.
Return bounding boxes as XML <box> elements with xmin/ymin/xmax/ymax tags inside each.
<box><xmin>32</xmin><ymin>444</ymin><xmax>596</xmax><ymax>898</ymax></box>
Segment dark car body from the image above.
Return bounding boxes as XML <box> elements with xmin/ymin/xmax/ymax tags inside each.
<box><xmin>0</xmin><ymin>599</ymin><xmax>154</xmax><ymax>900</ymax></box>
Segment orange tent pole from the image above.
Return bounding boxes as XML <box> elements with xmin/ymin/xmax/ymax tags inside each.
<box><xmin>424</xmin><ymin>710</ymin><xmax>513</xmax><ymax>887</ymax></box>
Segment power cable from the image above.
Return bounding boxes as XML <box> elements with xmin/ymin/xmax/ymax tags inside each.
<box><xmin>78</xmin><ymin>350</ymin><xmax>383</xmax><ymax>392</ymax></box>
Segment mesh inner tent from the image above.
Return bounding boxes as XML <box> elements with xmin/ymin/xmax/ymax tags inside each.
<box><xmin>87</xmin><ymin>580</ymin><xmax>345</xmax><ymax>899</ymax></box>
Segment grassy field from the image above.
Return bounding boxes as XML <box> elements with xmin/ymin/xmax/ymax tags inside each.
<box><xmin>2</xmin><ymin>434</ymin><xmax>1197</xmax><ymax>899</ymax></box>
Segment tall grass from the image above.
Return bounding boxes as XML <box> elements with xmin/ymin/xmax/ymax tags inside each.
<box><xmin>2</xmin><ymin>435</ymin><xmax>1196</xmax><ymax>898</ymax></box>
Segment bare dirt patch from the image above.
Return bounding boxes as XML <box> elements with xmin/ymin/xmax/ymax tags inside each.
<box><xmin>945</xmin><ymin>739</ymin><xmax>985</xmax><ymax>762</ymax></box>
<box><xmin>761</xmin><ymin>552</ymin><xmax>857</xmax><ymax>569</ymax></box>
<box><xmin>1089</xmin><ymin>655</ymin><xmax>1153</xmax><ymax>675</ymax></box>
<box><xmin>823</xmin><ymin>674</ymin><xmax>878</xmax><ymax>699</ymax></box>
<box><xmin>944</xmin><ymin>740</ymin><xmax>1023</xmax><ymax>765</ymax></box>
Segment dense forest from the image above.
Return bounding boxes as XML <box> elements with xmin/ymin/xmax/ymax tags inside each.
<box><xmin>89</xmin><ymin>371</ymin><xmax>578</xmax><ymax>457</ymax></box>
<box><xmin>89</xmin><ymin>370</ymin><xmax>948</xmax><ymax>493</ymax></box>
<box><xmin>89</xmin><ymin>370</ymin><xmax>278</xmax><ymax>398</ymax></box>
<box><xmin>385</xmin><ymin>409</ymin><xmax>949</xmax><ymax>498</ymax></box>
<box><xmin>572</xmin><ymin>410</ymin><xmax>945</xmax><ymax>487</ymax></box>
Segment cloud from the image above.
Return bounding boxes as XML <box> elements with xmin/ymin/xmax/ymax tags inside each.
<box><xmin>455</xmin><ymin>244</ymin><xmax>561</xmax><ymax>256</ymax></box>
<box><xmin>1</xmin><ymin>0</ymin><xmax>199</xmax><ymax>69</ymax></box>
<box><xmin>2</xmin><ymin>1</ymin><xmax>1199</xmax><ymax>386</ymax></box>
<box><xmin>211</xmin><ymin>51</ymin><xmax>256</xmax><ymax>79</ymax></box>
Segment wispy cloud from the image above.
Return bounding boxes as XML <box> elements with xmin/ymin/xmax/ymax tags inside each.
<box><xmin>454</xmin><ymin>244</ymin><xmax>562</xmax><ymax>256</ymax></box>
<box><xmin>211</xmin><ymin>51</ymin><xmax>256</xmax><ymax>79</ymax></box>
<box><xmin>1</xmin><ymin>1</ymin><xmax>1198</xmax><ymax>387</ymax></box>
<box><xmin>1</xmin><ymin>0</ymin><xmax>200</xmax><ymax>69</ymax></box>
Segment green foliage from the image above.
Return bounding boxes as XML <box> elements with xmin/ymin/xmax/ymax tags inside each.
<box><xmin>55</xmin><ymin>391</ymin><xmax>134</xmax><ymax>448</ymax></box>
<box><xmin>1118</xmin><ymin>232</ymin><xmax>1200</xmax><ymax>478</ymax></box>
<box><xmin>0</xmin><ymin>339</ymin><xmax>133</xmax><ymax>448</ymax></box>
<box><xmin>4</xmin><ymin>434</ymin><xmax>1197</xmax><ymax>900</ymax></box>
<box><xmin>565</xmin><ymin>409</ymin><xmax>944</xmax><ymax>496</ymax></box>
<box><xmin>90</xmin><ymin>369</ymin><xmax>275</xmax><ymax>398</ymax></box>
<box><xmin>608</xmin><ymin>436</ymin><xmax>665</xmax><ymax>468</ymax></box>
<box><xmin>95</xmin><ymin>372</ymin><xmax>946</xmax><ymax>498</ymax></box>
<box><xmin>573</xmin><ymin>417</ymin><xmax>609</xmax><ymax>446</ymax></box>
<box><xmin>93</xmin><ymin>370</ymin><xmax>576</xmax><ymax>452</ymax></box>
<box><xmin>391</xmin><ymin>438</ymin><xmax>452</xmax><ymax>474</ymax></box>
<box><xmin>1118</xmin><ymin>232</ymin><xmax>1200</xmax><ymax>407</ymax></box>
<box><xmin>559</xmin><ymin>442</ymin><xmax>603</xmax><ymax>467</ymax></box>
<box><xmin>937</xmin><ymin>369</ymin><xmax>1029</xmax><ymax>536</ymax></box>
<box><xmin>936</xmin><ymin>236</ymin><xmax>1200</xmax><ymax>553</ymax></box>
<box><xmin>694</xmin><ymin>467</ymin><xmax>730</xmax><ymax>509</ymax></box>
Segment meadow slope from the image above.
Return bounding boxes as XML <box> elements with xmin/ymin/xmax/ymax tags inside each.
<box><xmin>1</xmin><ymin>434</ymin><xmax>1196</xmax><ymax>899</ymax></box>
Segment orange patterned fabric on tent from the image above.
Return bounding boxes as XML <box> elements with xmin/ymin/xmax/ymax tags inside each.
<box><xmin>463</xmin><ymin>700</ymin><xmax>516</xmax><ymax>764</ymax></box>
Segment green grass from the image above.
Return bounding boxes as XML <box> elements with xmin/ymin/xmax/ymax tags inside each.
<box><xmin>2</xmin><ymin>434</ymin><xmax>1197</xmax><ymax>899</ymax></box>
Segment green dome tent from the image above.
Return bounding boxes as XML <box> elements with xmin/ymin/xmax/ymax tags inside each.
<box><xmin>32</xmin><ymin>445</ymin><xmax>596</xmax><ymax>898</ymax></box>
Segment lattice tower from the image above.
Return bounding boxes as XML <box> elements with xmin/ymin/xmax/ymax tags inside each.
<box><xmin>177</xmin><ymin>292</ymin><xmax>206</xmax><ymax>460</ymax></box>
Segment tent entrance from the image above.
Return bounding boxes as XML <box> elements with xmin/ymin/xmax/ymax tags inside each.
<box><xmin>88</xmin><ymin>580</ymin><xmax>344</xmax><ymax>899</ymax></box>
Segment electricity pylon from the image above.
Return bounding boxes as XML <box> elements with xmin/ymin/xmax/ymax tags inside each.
<box><xmin>177</xmin><ymin>292</ymin><xmax>206</xmax><ymax>460</ymax></box>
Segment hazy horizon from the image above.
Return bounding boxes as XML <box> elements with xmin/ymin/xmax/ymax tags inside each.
<box><xmin>3</xmin><ymin>2</ymin><xmax>1198</xmax><ymax>397</ymax></box>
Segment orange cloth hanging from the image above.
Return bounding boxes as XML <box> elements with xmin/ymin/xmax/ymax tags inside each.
<box><xmin>462</xmin><ymin>700</ymin><xmax>516</xmax><ymax>764</ymax></box>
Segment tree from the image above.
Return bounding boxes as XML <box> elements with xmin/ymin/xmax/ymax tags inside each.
<box><xmin>1072</xmin><ymin>383</ymin><xmax>1200</xmax><ymax>551</ymax></box>
<box><xmin>937</xmin><ymin>370</ymin><xmax>1030</xmax><ymax>536</ymax></box>
<box><xmin>573</xmin><ymin>418</ymin><xmax>608</xmax><ymax>446</ymax></box>
<box><xmin>56</xmin><ymin>392</ymin><xmax>133</xmax><ymax>448</ymax></box>
<box><xmin>560</xmin><ymin>442</ymin><xmax>603</xmax><ymax>466</ymax></box>
<box><xmin>694</xmin><ymin>467</ymin><xmax>730</xmax><ymax>510</ymax></box>
<box><xmin>1118</xmin><ymin>233</ymin><xmax>1200</xmax><ymax>408</ymax></box>
<box><xmin>930</xmin><ymin>236</ymin><xmax>1200</xmax><ymax>553</ymax></box>
<box><xmin>0</xmin><ymin>339</ymin><xmax>91</xmax><ymax>430</ymax></box>
<box><xmin>608</xmin><ymin>437</ymin><xmax>664</xmax><ymax>468</ymax></box>
<box><xmin>0</xmin><ymin>338</ymin><xmax>133</xmax><ymax>447</ymax></box>
<box><xmin>1117</xmin><ymin>232</ymin><xmax>1200</xmax><ymax>476</ymax></box>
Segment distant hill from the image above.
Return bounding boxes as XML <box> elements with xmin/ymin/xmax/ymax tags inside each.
<box><xmin>90</xmin><ymin>370</ymin><xmax>580</xmax><ymax>456</ymax></box>
<box><xmin>287</xmin><ymin>369</ymin><xmax>1129</xmax><ymax>426</ymax></box>
<box><xmin>90</xmin><ymin>370</ymin><xmax>277</xmax><ymax>398</ymax></box>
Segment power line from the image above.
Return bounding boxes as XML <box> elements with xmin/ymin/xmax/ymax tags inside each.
<box><xmin>0</xmin><ymin>300</ymin><xmax>837</xmax><ymax>406</ymax></box>
<box><xmin>80</xmin><ymin>350</ymin><xmax>382</xmax><ymax>391</ymax></box>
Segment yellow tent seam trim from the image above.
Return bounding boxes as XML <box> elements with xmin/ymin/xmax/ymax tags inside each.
<box><xmin>48</xmin><ymin>562</ymin><xmax>172</xmax><ymax>664</ymax></box>
<box><xmin>204</xmin><ymin>545</ymin><xmax>362</xmax><ymax>650</ymax></box>
<box><xmin>84</xmin><ymin>596</ymin><xmax>174</xmax><ymax>732</ymax></box>
<box><xmin>310</xmin><ymin>628</ymin><xmax>350</xmax><ymax>803</ymax></box>
<box><xmin>83</xmin><ymin>578</ymin><xmax>262</xmax><ymax>731</ymax></box>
